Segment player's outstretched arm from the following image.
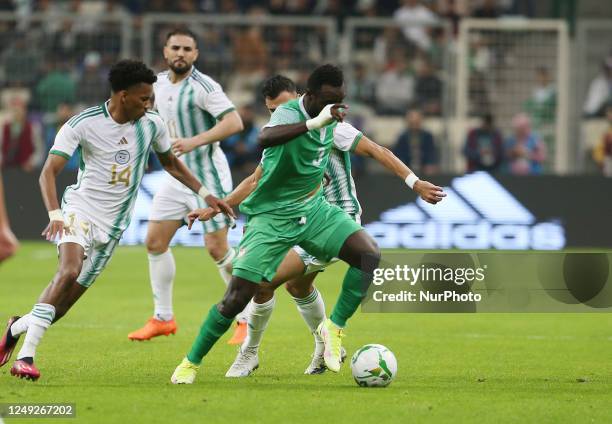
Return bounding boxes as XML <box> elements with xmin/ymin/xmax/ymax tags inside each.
<box><xmin>225</xmin><ymin>165</ymin><xmax>263</xmax><ymax>207</ymax></box>
<box><xmin>157</xmin><ymin>150</ymin><xmax>236</xmax><ymax>219</ymax></box>
<box><xmin>353</xmin><ymin>135</ymin><xmax>446</xmax><ymax>205</ymax></box>
<box><xmin>39</xmin><ymin>154</ymin><xmax>70</xmax><ymax>241</ymax></box>
<box><xmin>186</xmin><ymin>165</ymin><xmax>263</xmax><ymax>230</ymax></box>
<box><xmin>258</xmin><ymin>104</ymin><xmax>347</xmax><ymax>148</ymax></box>
<box><xmin>171</xmin><ymin>110</ymin><xmax>243</xmax><ymax>156</ymax></box>
<box><xmin>0</xmin><ymin>175</ymin><xmax>19</xmax><ymax>262</ymax></box>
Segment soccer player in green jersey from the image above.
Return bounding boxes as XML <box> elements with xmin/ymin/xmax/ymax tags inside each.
<box><xmin>0</xmin><ymin>60</ymin><xmax>234</xmax><ymax>381</ymax></box>
<box><xmin>170</xmin><ymin>65</ymin><xmax>444</xmax><ymax>384</ymax></box>
<box><xmin>221</xmin><ymin>75</ymin><xmax>444</xmax><ymax>377</ymax></box>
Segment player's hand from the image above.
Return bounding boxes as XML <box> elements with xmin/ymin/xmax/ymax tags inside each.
<box><xmin>330</xmin><ymin>104</ymin><xmax>347</xmax><ymax>123</ymax></box>
<box><xmin>414</xmin><ymin>180</ymin><xmax>446</xmax><ymax>205</ymax></box>
<box><xmin>0</xmin><ymin>226</ymin><xmax>19</xmax><ymax>262</ymax></box>
<box><xmin>41</xmin><ymin>220</ymin><xmax>67</xmax><ymax>241</ymax></box>
<box><xmin>187</xmin><ymin>207</ymin><xmax>217</xmax><ymax>229</ymax></box>
<box><xmin>204</xmin><ymin>195</ymin><xmax>236</xmax><ymax>220</ymax></box>
<box><xmin>171</xmin><ymin>137</ymin><xmax>200</xmax><ymax>157</ymax></box>
<box><xmin>306</xmin><ymin>104</ymin><xmax>348</xmax><ymax>130</ymax></box>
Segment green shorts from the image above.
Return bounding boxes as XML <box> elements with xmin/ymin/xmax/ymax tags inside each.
<box><xmin>233</xmin><ymin>198</ymin><xmax>362</xmax><ymax>284</ymax></box>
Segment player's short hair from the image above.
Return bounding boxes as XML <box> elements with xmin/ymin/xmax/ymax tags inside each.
<box><xmin>307</xmin><ymin>64</ymin><xmax>343</xmax><ymax>93</ymax></box>
<box><xmin>108</xmin><ymin>60</ymin><xmax>157</xmax><ymax>92</ymax></box>
<box><xmin>261</xmin><ymin>75</ymin><xmax>297</xmax><ymax>99</ymax></box>
<box><xmin>165</xmin><ymin>27</ymin><xmax>198</xmax><ymax>46</ymax></box>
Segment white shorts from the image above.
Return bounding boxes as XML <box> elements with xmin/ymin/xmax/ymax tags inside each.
<box><xmin>58</xmin><ymin>210</ymin><xmax>119</xmax><ymax>288</ymax></box>
<box><xmin>149</xmin><ymin>180</ymin><xmax>232</xmax><ymax>234</ymax></box>
<box><xmin>293</xmin><ymin>213</ymin><xmax>361</xmax><ymax>274</ymax></box>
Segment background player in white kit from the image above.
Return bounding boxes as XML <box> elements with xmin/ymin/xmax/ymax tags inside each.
<box><xmin>0</xmin><ymin>60</ymin><xmax>234</xmax><ymax>381</ymax></box>
<box><xmin>127</xmin><ymin>29</ymin><xmax>247</xmax><ymax>343</ymax></box>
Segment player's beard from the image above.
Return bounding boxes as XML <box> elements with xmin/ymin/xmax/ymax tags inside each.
<box><xmin>169</xmin><ymin>60</ymin><xmax>191</xmax><ymax>75</ymax></box>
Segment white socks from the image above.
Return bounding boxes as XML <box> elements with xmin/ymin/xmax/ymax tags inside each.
<box><xmin>148</xmin><ymin>250</ymin><xmax>176</xmax><ymax>322</ymax></box>
<box><xmin>216</xmin><ymin>248</ymin><xmax>249</xmax><ymax>323</ymax></box>
<box><xmin>242</xmin><ymin>296</ymin><xmax>276</xmax><ymax>350</ymax></box>
<box><xmin>10</xmin><ymin>313</ymin><xmax>31</xmax><ymax>337</ymax></box>
<box><xmin>16</xmin><ymin>303</ymin><xmax>55</xmax><ymax>360</ymax></box>
<box><xmin>293</xmin><ymin>288</ymin><xmax>326</xmax><ymax>355</ymax></box>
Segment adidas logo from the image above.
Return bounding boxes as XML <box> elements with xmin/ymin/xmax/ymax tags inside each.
<box><xmin>118</xmin><ymin>137</ymin><xmax>128</xmax><ymax>145</ymax></box>
<box><xmin>364</xmin><ymin>172</ymin><xmax>566</xmax><ymax>250</ymax></box>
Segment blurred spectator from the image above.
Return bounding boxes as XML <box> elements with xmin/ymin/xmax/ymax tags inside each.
<box><xmin>583</xmin><ymin>56</ymin><xmax>612</xmax><ymax>118</ymax></box>
<box><xmin>232</xmin><ymin>25</ymin><xmax>267</xmax><ymax>74</ymax></box>
<box><xmin>375</xmin><ymin>55</ymin><xmax>414</xmax><ymax>115</ymax></box>
<box><xmin>414</xmin><ymin>59</ymin><xmax>442</xmax><ymax>115</ymax></box>
<box><xmin>472</xmin><ymin>0</ymin><xmax>501</xmax><ymax>18</ymax></box>
<box><xmin>373</xmin><ymin>27</ymin><xmax>406</xmax><ymax>69</ymax></box>
<box><xmin>393</xmin><ymin>0</ymin><xmax>438</xmax><ymax>51</ymax></box>
<box><xmin>224</xmin><ymin>104</ymin><xmax>261</xmax><ymax>173</ymax></box>
<box><xmin>347</xmin><ymin>62</ymin><xmax>376</xmax><ymax>106</ymax></box>
<box><xmin>0</xmin><ymin>97</ymin><xmax>43</xmax><ymax>172</ymax></box>
<box><xmin>76</xmin><ymin>52</ymin><xmax>109</xmax><ymax>106</ymax></box>
<box><xmin>505</xmin><ymin>113</ymin><xmax>546</xmax><ymax>175</ymax></box>
<box><xmin>592</xmin><ymin>103</ymin><xmax>612</xmax><ymax>177</ymax></box>
<box><xmin>437</xmin><ymin>0</ymin><xmax>465</xmax><ymax>36</ymax></box>
<box><xmin>44</xmin><ymin>103</ymin><xmax>81</xmax><ymax>171</ymax></box>
<box><xmin>524</xmin><ymin>66</ymin><xmax>556</xmax><ymax>127</ymax></box>
<box><xmin>463</xmin><ymin>113</ymin><xmax>504</xmax><ymax>173</ymax></box>
<box><xmin>392</xmin><ymin>109</ymin><xmax>438</xmax><ymax>175</ymax></box>
<box><xmin>1</xmin><ymin>34</ymin><xmax>42</xmax><ymax>87</ymax></box>
<box><xmin>35</xmin><ymin>59</ymin><xmax>76</xmax><ymax>114</ymax></box>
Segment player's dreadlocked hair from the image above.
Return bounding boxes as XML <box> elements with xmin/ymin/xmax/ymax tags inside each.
<box><xmin>165</xmin><ymin>27</ymin><xmax>198</xmax><ymax>46</ymax></box>
<box><xmin>307</xmin><ymin>64</ymin><xmax>343</xmax><ymax>93</ymax></box>
<box><xmin>108</xmin><ymin>60</ymin><xmax>157</xmax><ymax>92</ymax></box>
<box><xmin>261</xmin><ymin>75</ymin><xmax>297</xmax><ymax>99</ymax></box>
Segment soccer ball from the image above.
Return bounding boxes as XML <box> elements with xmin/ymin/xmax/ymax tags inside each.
<box><xmin>350</xmin><ymin>344</ymin><xmax>397</xmax><ymax>387</ymax></box>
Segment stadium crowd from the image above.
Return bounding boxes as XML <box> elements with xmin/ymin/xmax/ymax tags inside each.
<box><xmin>0</xmin><ymin>0</ymin><xmax>608</xmax><ymax>176</ymax></box>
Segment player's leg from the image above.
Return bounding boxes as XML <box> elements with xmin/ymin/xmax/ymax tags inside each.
<box><xmin>299</xmin><ymin>203</ymin><xmax>380</xmax><ymax>372</ymax></box>
<box><xmin>128</xmin><ymin>219</ymin><xmax>182</xmax><ymax>341</ymax></box>
<box><xmin>1</xmin><ymin>242</ymin><xmax>85</xmax><ymax>380</ymax></box>
<box><xmin>226</xmin><ymin>249</ymin><xmax>306</xmax><ymax>377</ymax></box>
<box><xmin>171</xmin><ymin>276</ymin><xmax>259</xmax><ymax>384</ymax></box>
<box><xmin>203</xmin><ymin>226</ymin><xmax>249</xmax><ymax>345</ymax></box>
<box><xmin>172</xmin><ymin>214</ymin><xmax>297</xmax><ymax>384</ymax></box>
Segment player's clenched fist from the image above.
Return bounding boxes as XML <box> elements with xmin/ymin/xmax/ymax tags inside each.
<box><xmin>414</xmin><ymin>180</ymin><xmax>446</xmax><ymax>205</ymax></box>
<box><xmin>171</xmin><ymin>137</ymin><xmax>200</xmax><ymax>156</ymax></box>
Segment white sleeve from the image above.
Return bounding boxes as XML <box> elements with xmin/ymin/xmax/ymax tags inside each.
<box><xmin>333</xmin><ymin>122</ymin><xmax>363</xmax><ymax>152</ymax></box>
<box><xmin>263</xmin><ymin>105</ymin><xmax>302</xmax><ymax>128</ymax></box>
<box><xmin>151</xmin><ymin>116</ymin><xmax>172</xmax><ymax>153</ymax></box>
<box><xmin>50</xmin><ymin>123</ymin><xmax>81</xmax><ymax>160</ymax></box>
<box><xmin>194</xmin><ymin>78</ymin><xmax>236</xmax><ymax>119</ymax></box>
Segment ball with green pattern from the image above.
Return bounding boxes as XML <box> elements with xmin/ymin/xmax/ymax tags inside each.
<box><xmin>350</xmin><ymin>344</ymin><xmax>397</xmax><ymax>387</ymax></box>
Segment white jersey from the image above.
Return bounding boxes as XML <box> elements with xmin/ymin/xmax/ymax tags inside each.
<box><xmin>50</xmin><ymin>101</ymin><xmax>172</xmax><ymax>239</ymax></box>
<box><xmin>325</xmin><ymin>122</ymin><xmax>363</xmax><ymax>217</ymax></box>
<box><xmin>153</xmin><ymin>67</ymin><xmax>235</xmax><ymax>196</ymax></box>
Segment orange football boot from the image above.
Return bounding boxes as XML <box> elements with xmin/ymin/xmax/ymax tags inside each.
<box><xmin>227</xmin><ymin>321</ymin><xmax>247</xmax><ymax>345</ymax></box>
<box><xmin>128</xmin><ymin>317</ymin><xmax>177</xmax><ymax>341</ymax></box>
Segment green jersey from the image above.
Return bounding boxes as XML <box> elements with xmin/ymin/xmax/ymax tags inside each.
<box><xmin>240</xmin><ymin>97</ymin><xmax>337</xmax><ymax>217</ymax></box>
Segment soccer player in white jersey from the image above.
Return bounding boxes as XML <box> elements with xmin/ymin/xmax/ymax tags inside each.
<box><xmin>181</xmin><ymin>75</ymin><xmax>444</xmax><ymax>380</ymax></box>
<box><xmin>127</xmin><ymin>28</ymin><xmax>247</xmax><ymax>344</ymax></box>
<box><xmin>0</xmin><ymin>60</ymin><xmax>234</xmax><ymax>381</ymax></box>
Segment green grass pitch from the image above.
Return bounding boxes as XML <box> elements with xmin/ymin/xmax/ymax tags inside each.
<box><xmin>0</xmin><ymin>242</ymin><xmax>611</xmax><ymax>423</ymax></box>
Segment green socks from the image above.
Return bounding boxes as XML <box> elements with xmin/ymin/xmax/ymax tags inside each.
<box><xmin>187</xmin><ymin>305</ymin><xmax>234</xmax><ymax>365</ymax></box>
<box><xmin>330</xmin><ymin>266</ymin><xmax>368</xmax><ymax>328</ymax></box>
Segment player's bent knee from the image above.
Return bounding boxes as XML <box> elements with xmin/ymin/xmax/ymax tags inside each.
<box><xmin>145</xmin><ymin>236</ymin><xmax>168</xmax><ymax>255</ymax></box>
<box><xmin>254</xmin><ymin>285</ymin><xmax>275</xmax><ymax>304</ymax></box>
